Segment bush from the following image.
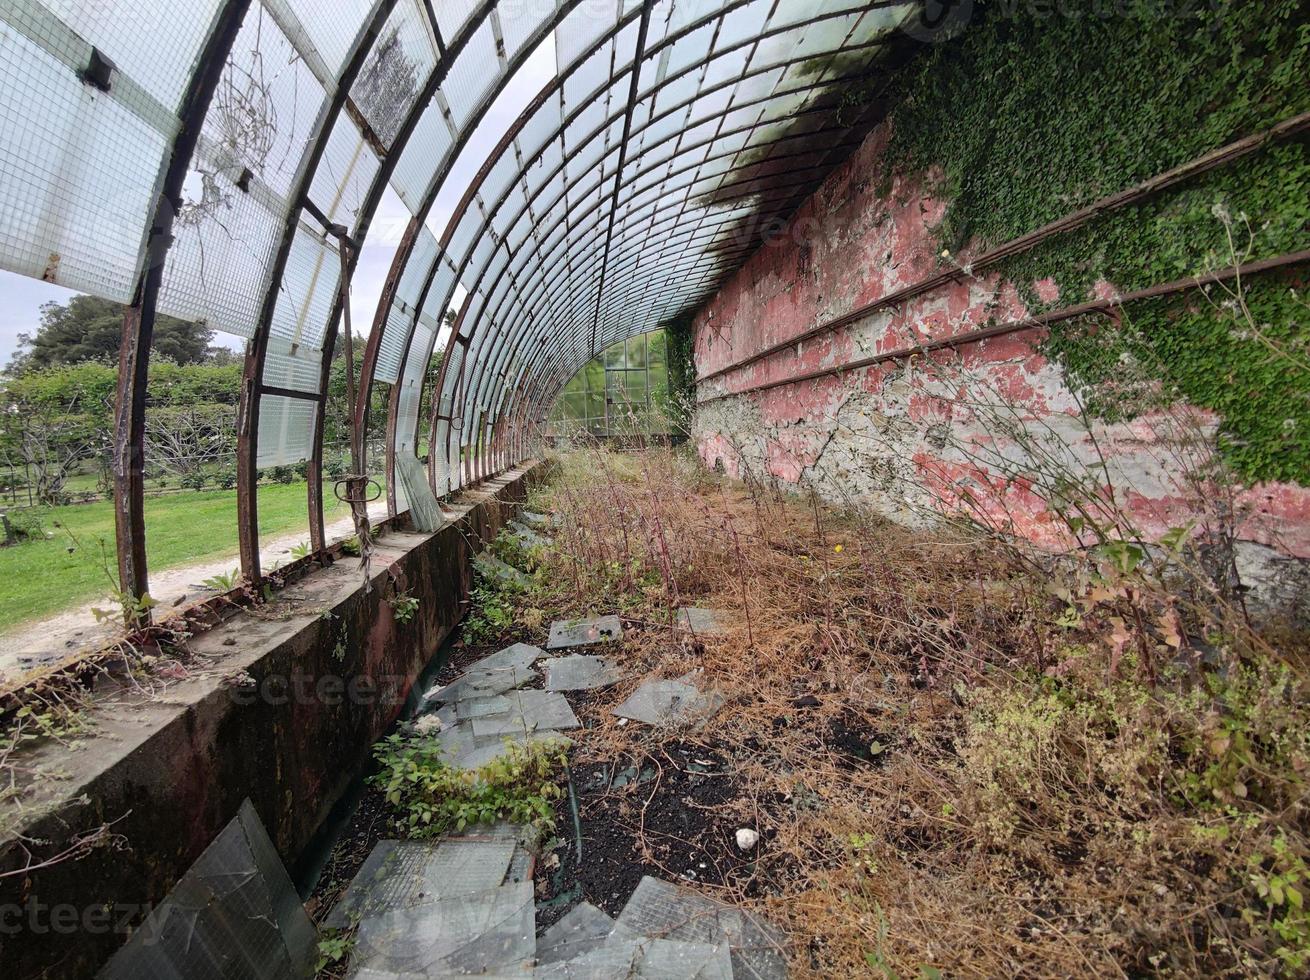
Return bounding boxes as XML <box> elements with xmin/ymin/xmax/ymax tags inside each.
<box><xmin>2</xmin><ymin>508</ymin><xmax>48</xmax><ymax>544</ymax></box>
<box><xmin>216</xmin><ymin>467</ymin><xmax>238</xmax><ymax>490</ymax></box>
<box><xmin>267</xmin><ymin>464</ymin><xmax>297</xmax><ymax>485</ymax></box>
<box><xmin>179</xmin><ymin>471</ymin><xmax>209</xmax><ymax>491</ymax></box>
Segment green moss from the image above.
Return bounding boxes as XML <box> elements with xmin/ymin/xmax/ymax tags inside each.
<box><xmin>663</xmin><ymin>314</ymin><xmax>697</xmax><ymax>439</ymax></box>
<box><xmin>883</xmin><ymin>0</ymin><xmax>1310</xmax><ymax>484</ymax></box>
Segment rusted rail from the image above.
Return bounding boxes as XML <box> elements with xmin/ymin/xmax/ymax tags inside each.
<box><xmin>696</xmin><ymin>248</ymin><xmax>1310</xmax><ymax>404</ymax></box>
<box><xmin>696</xmin><ymin>110</ymin><xmax>1310</xmax><ymax>388</ymax></box>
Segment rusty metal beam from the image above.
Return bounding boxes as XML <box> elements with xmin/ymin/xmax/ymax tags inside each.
<box><xmin>586</xmin><ymin>1</ymin><xmax>652</xmax><ymax>361</ymax></box>
<box><xmin>697</xmin><ymin>248</ymin><xmax>1310</xmax><ymax>405</ymax></box>
<box><xmin>697</xmin><ymin>108</ymin><xmax>1310</xmax><ymax>387</ymax></box>
<box><xmin>112</xmin><ymin>0</ymin><xmax>253</xmax><ymax>620</ymax></box>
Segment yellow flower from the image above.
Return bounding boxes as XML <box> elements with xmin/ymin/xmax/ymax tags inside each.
<box><xmin>833</xmin><ymin>544</ymin><xmax>843</xmax><ymax>554</ymax></box>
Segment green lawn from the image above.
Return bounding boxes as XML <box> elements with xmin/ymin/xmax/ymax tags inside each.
<box><xmin>0</xmin><ymin>483</ymin><xmax>350</xmax><ymax>632</ymax></box>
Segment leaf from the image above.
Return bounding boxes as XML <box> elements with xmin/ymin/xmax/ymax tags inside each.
<box><xmin>1158</xmin><ymin>525</ymin><xmax>1192</xmax><ymax>553</ymax></box>
<box><xmin>868</xmin><ymin>740</ymin><xmax>886</xmax><ymax>756</ymax></box>
<box><xmin>1096</xmin><ymin>540</ymin><xmax>1145</xmax><ymax>575</ymax></box>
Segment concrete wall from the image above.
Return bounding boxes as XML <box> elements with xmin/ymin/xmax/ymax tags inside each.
<box><xmin>691</xmin><ymin>122</ymin><xmax>1309</xmax><ymax>608</ymax></box>
<box><xmin>0</xmin><ymin>463</ymin><xmax>542</xmax><ymax>979</ymax></box>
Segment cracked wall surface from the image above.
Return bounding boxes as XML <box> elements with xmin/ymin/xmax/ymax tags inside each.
<box><xmin>691</xmin><ymin>118</ymin><xmax>1310</xmax><ymax>617</ymax></box>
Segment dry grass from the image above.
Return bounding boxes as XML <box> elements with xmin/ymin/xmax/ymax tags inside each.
<box><xmin>518</xmin><ymin>445</ymin><xmax>1310</xmax><ymax>978</ymax></box>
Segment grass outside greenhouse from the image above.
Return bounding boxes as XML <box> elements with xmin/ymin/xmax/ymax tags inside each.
<box><xmin>0</xmin><ymin>483</ymin><xmax>351</xmax><ymax>631</ymax></box>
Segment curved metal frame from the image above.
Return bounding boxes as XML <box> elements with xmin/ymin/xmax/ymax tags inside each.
<box><xmin>1</xmin><ymin>0</ymin><xmax>923</xmax><ymax>612</ymax></box>
<box><xmin>113</xmin><ymin>0</ymin><xmax>254</xmax><ymax>612</ymax></box>
<box><xmin>422</xmin><ymin>3</ymin><xmax>911</xmax><ymax>485</ymax></box>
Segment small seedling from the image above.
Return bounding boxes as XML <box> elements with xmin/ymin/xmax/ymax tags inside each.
<box><xmin>202</xmin><ymin>569</ymin><xmax>241</xmax><ymax>592</ymax></box>
<box><xmin>389</xmin><ymin>590</ymin><xmax>420</xmax><ymax>624</ymax></box>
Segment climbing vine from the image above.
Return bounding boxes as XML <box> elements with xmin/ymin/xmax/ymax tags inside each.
<box><xmin>663</xmin><ymin>314</ymin><xmax>697</xmax><ymax>439</ymax></box>
<box><xmin>884</xmin><ymin>0</ymin><xmax>1310</xmax><ymax>483</ymax></box>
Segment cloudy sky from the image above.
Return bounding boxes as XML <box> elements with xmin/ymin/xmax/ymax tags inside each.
<box><xmin>0</xmin><ymin>184</ymin><xmax>412</xmax><ymax>368</ymax></box>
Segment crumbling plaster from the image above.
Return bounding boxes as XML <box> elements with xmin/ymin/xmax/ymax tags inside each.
<box><xmin>691</xmin><ymin>121</ymin><xmax>1310</xmax><ymax>582</ymax></box>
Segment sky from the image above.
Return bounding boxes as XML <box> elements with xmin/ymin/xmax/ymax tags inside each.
<box><xmin>0</xmin><ymin>32</ymin><xmax>558</xmax><ymax>371</ymax></box>
<box><xmin>0</xmin><ymin>184</ymin><xmax>410</xmax><ymax>368</ymax></box>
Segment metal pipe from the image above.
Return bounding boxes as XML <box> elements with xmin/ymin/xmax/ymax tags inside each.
<box><xmin>696</xmin><ymin>248</ymin><xmax>1310</xmax><ymax>405</ymax></box>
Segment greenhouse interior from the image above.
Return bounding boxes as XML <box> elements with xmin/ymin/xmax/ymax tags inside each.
<box><xmin>1</xmin><ymin>1</ymin><xmax>1309</xmax><ymax>977</ymax></box>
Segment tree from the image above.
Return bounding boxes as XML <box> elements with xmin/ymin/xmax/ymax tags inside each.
<box><xmin>8</xmin><ymin>296</ymin><xmax>215</xmax><ymax>372</ymax></box>
<box><xmin>0</xmin><ymin>363</ymin><xmax>116</xmax><ymax>503</ymax></box>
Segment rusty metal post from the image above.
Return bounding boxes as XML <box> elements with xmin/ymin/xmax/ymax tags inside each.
<box><xmin>112</xmin><ymin>0</ymin><xmax>251</xmax><ymax>620</ymax></box>
<box><xmin>236</xmin><ymin>1</ymin><xmax>397</xmax><ymax>582</ymax></box>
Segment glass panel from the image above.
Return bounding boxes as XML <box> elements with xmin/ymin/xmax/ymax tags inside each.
<box><xmin>263</xmin><ymin>335</ymin><xmax>324</xmax><ymax>393</ymax></box>
<box><xmin>391</xmin><ymin>100</ymin><xmax>452</xmax><ymax>213</ymax></box>
<box><xmin>308</xmin><ymin>113</ymin><xmax>382</xmax><ymax>233</ymax></box>
<box><xmin>350</xmin><ymin>0</ymin><xmax>438</xmax><ymax>148</ymax></box>
<box><xmin>0</xmin><ymin>2</ymin><xmax>175</xmax><ymax>300</ymax></box>
<box><xmin>256</xmin><ymin>392</ymin><xmax>316</xmax><ymax>466</ymax></box>
<box><xmin>43</xmin><ymin>0</ymin><xmax>222</xmax><ymax>112</ymax></box>
<box><xmin>441</xmin><ymin>15</ymin><xmax>497</xmax><ymax>128</ymax></box>
<box><xmin>284</xmin><ymin>0</ymin><xmax>377</xmax><ymax>79</ymax></box>
<box><xmin>268</xmin><ymin>226</ymin><xmax>340</xmax><ymax>351</ymax></box>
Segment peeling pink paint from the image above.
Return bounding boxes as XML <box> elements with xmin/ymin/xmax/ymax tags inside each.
<box><xmin>1033</xmin><ymin>277</ymin><xmax>1061</xmax><ymax>303</ymax></box>
<box><xmin>693</xmin><ymin>117</ymin><xmax>1310</xmax><ymax>560</ymax></box>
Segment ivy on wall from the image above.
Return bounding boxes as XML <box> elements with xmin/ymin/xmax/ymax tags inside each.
<box><xmin>885</xmin><ymin>0</ymin><xmax>1310</xmax><ymax>484</ymax></box>
<box><xmin>663</xmin><ymin>314</ymin><xmax>697</xmax><ymax>440</ymax></box>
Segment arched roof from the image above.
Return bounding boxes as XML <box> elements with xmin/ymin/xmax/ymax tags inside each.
<box><xmin>0</xmin><ymin>0</ymin><xmax>921</xmax><ymax>589</ymax></box>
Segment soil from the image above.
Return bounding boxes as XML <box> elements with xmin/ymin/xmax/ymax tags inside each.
<box><xmin>534</xmin><ymin>725</ymin><xmax>780</xmax><ymax>931</ymax></box>
<box><xmin>305</xmin><ymin>784</ymin><xmax>391</xmax><ymax>925</ymax></box>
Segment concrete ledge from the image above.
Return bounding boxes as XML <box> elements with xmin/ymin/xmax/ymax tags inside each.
<box><xmin>0</xmin><ymin>462</ymin><xmax>545</xmax><ymax>978</ymax></box>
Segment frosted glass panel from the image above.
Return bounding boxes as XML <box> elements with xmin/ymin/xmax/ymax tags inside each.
<box><xmin>257</xmin><ymin>392</ymin><xmax>316</xmax><ymax>465</ymax></box>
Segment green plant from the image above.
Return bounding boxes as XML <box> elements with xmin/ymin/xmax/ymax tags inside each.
<box><xmin>372</xmin><ymin>733</ymin><xmax>564</xmax><ymax>835</ymax></box>
<box><xmin>1245</xmin><ymin>833</ymin><xmax>1310</xmax><ymax>972</ymax></box>
<box><xmin>179</xmin><ymin>471</ymin><xmax>209</xmax><ymax>491</ymax></box>
<box><xmin>490</xmin><ymin>528</ymin><xmax>531</xmax><ymax>569</ymax></box>
<box><xmin>883</xmin><ymin>2</ymin><xmax>1310</xmax><ymax>484</ymax></box>
<box><xmin>388</xmin><ymin>590</ymin><xmax>420</xmax><ymax>625</ymax></box>
<box><xmin>2</xmin><ymin>508</ymin><xmax>48</xmax><ymax>544</ymax></box>
<box><xmin>202</xmin><ymin>568</ymin><xmax>241</xmax><ymax>592</ymax></box>
<box><xmin>91</xmin><ymin>589</ymin><xmax>158</xmax><ymax>625</ymax></box>
<box><xmin>290</xmin><ymin>540</ymin><xmax>311</xmax><ymax>559</ymax></box>
<box><xmin>462</xmin><ymin>582</ymin><xmax>515</xmax><ymax>644</ymax></box>
<box><xmin>315</xmin><ymin>929</ymin><xmax>356</xmax><ymax>972</ymax></box>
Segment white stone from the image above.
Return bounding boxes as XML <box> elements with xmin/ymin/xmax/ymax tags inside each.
<box><xmin>735</xmin><ymin>827</ymin><xmax>759</xmax><ymax>851</ymax></box>
<box><xmin>413</xmin><ymin>714</ymin><xmax>443</xmax><ymax>734</ymax></box>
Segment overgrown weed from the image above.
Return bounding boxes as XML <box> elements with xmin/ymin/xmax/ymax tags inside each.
<box><xmin>520</xmin><ymin>444</ymin><xmax>1309</xmax><ymax>977</ymax></box>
